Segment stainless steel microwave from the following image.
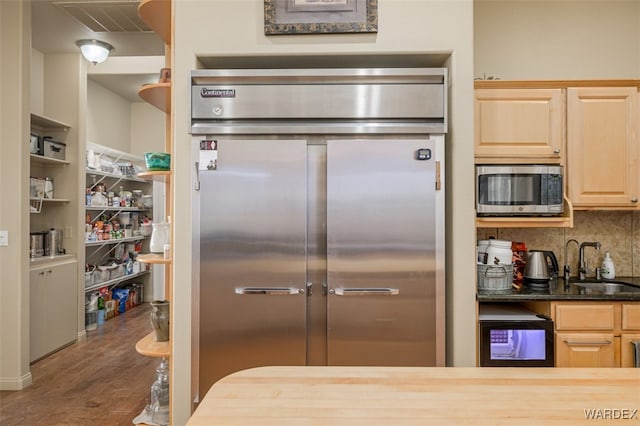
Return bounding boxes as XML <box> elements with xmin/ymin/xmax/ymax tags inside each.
<box><xmin>476</xmin><ymin>165</ymin><xmax>564</xmax><ymax>216</ymax></box>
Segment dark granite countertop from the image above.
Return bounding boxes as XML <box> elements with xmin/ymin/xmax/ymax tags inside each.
<box><xmin>477</xmin><ymin>277</ymin><xmax>640</xmax><ymax>302</ymax></box>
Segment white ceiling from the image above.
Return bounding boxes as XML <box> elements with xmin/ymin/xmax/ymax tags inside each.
<box><xmin>31</xmin><ymin>0</ymin><xmax>165</xmax><ymax>102</ymax></box>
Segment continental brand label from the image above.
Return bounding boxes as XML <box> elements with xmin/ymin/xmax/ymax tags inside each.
<box><xmin>201</xmin><ymin>88</ymin><xmax>236</xmax><ymax>98</ymax></box>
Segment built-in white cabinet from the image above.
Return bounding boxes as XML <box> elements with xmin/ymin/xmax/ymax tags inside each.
<box><xmin>29</xmin><ymin>113</ymin><xmax>79</xmax><ymax>363</ymax></box>
<box><xmin>30</xmin><ymin>260</ymin><xmax>78</xmax><ymax>362</ymax></box>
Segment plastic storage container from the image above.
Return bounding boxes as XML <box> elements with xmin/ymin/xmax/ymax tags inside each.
<box><xmin>486</xmin><ymin>239</ymin><xmax>513</xmax><ymax>265</ymax></box>
<box><xmin>477</xmin><ymin>240</ymin><xmax>489</xmax><ymax>264</ymax></box>
<box><xmin>144</xmin><ymin>152</ymin><xmax>171</xmax><ymax>171</ymax></box>
<box><xmin>601</xmin><ymin>251</ymin><xmax>616</xmax><ymax>279</ymax></box>
<box><xmin>85</xmin><ymin>309</ymin><xmax>98</xmax><ymax>331</ymax></box>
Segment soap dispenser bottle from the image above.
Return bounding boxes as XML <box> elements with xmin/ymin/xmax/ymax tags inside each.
<box><xmin>601</xmin><ymin>251</ymin><xmax>615</xmax><ymax>279</ymax></box>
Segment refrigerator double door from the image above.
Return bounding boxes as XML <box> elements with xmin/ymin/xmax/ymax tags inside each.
<box><xmin>199</xmin><ymin>137</ymin><xmax>439</xmax><ymax>394</ymax></box>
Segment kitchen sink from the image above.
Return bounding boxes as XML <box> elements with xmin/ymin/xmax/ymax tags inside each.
<box><xmin>570</xmin><ymin>280</ymin><xmax>640</xmax><ymax>295</ymax></box>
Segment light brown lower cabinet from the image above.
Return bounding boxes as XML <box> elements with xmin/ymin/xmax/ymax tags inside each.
<box><xmin>620</xmin><ymin>334</ymin><xmax>640</xmax><ymax>367</ymax></box>
<box><xmin>552</xmin><ymin>302</ymin><xmax>640</xmax><ymax>368</ymax></box>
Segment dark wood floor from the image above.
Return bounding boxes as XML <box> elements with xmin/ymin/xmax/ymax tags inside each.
<box><xmin>0</xmin><ymin>303</ymin><xmax>158</xmax><ymax>425</ymax></box>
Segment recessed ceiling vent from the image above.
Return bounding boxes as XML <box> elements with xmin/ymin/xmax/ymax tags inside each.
<box><xmin>54</xmin><ymin>1</ymin><xmax>150</xmax><ymax>33</ymax></box>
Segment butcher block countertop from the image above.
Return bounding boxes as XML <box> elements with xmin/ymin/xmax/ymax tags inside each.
<box><xmin>187</xmin><ymin>366</ymin><xmax>640</xmax><ymax>425</ymax></box>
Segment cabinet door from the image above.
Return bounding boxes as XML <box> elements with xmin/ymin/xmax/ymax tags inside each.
<box><xmin>474</xmin><ymin>89</ymin><xmax>564</xmax><ymax>162</ymax></box>
<box><xmin>556</xmin><ymin>333</ymin><xmax>616</xmax><ymax>367</ymax></box>
<box><xmin>29</xmin><ymin>269</ymin><xmax>47</xmax><ymax>362</ymax></box>
<box><xmin>620</xmin><ymin>334</ymin><xmax>640</xmax><ymax>368</ymax></box>
<box><xmin>45</xmin><ymin>261</ymin><xmax>78</xmax><ymax>352</ymax></box>
<box><xmin>567</xmin><ymin>87</ymin><xmax>639</xmax><ymax>207</ymax></box>
<box><xmin>621</xmin><ymin>303</ymin><xmax>640</xmax><ymax>330</ymax></box>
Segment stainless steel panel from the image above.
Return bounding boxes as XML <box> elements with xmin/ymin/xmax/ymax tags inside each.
<box><xmin>191</xmin><ymin>67</ymin><xmax>447</xmax><ymax>84</ymax></box>
<box><xmin>326</xmin><ymin>139</ymin><xmax>438</xmax><ymax>366</ymax></box>
<box><xmin>306</xmin><ymin>143</ymin><xmax>328</xmax><ymax>366</ymax></box>
<box><xmin>199</xmin><ymin>139</ymin><xmax>308</xmax><ymax>395</ymax></box>
<box><xmin>191</xmin><ymin>84</ymin><xmax>444</xmax><ymax>120</ymax></box>
<box><xmin>332</xmin><ymin>288</ymin><xmax>400</xmax><ymax>296</ymax></box>
<box><xmin>191</xmin><ymin>120</ymin><xmax>446</xmax><ymax>135</ymax></box>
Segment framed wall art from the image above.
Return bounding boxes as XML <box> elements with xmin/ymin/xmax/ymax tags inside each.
<box><xmin>264</xmin><ymin>0</ymin><xmax>378</xmax><ymax>35</ymax></box>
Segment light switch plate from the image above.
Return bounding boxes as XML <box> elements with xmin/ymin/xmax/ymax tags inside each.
<box><xmin>0</xmin><ymin>230</ymin><xmax>8</xmax><ymax>246</ymax></box>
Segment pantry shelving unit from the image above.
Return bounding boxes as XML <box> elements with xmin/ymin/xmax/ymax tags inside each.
<box><xmin>29</xmin><ymin>113</ymin><xmax>73</xmax><ymax>221</ymax></box>
<box><xmin>134</xmin><ymin>0</ymin><xmax>175</xmax><ymax>422</ymax></box>
<box><xmin>84</xmin><ymin>270</ymin><xmax>150</xmax><ymax>294</ymax></box>
<box><xmin>84</xmin><ymin>144</ymin><xmax>154</xmax><ymax>333</ymax></box>
<box><xmin>137</xmin><ymin>170</ymin><xmax>171</xmax><ymax>183</ymax></box>
<box><xmin>138</xmin><ymin>83</ymin><xmax>171</xmax><ymax>113</ymax></box>
<box><xmin>135</xmin><ymin>328</ymin><xmax>171</xmax><ymax>358</ymax></box>
<box><xmin>137</xmin><ymin>253</ymin><xmax>170</xmax><ymax>265</ymax></box>
<box><xmin>30</xmin><ymin>154</ymin><xmax>70</xmax><ymax>167</ymax></box>
<box><xmin>85</xmin><ymin>236</ymin><xmax>146</xmax><ymax>247</ymax></box>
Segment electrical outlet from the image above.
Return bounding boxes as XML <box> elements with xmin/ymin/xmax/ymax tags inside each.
<box><xmin>64</xmin><ymin>226</ymin><xmax>72</xmax><ymax>238</ymax></box>
<box><xmin>0</xmin><ymin>230</ymin><xmax>8</xmax><ymax>246</ymax></box>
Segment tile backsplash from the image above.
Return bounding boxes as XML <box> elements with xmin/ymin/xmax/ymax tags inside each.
<box><xmin>477</xmin><ymin>211</ymin><xmax>640</xmax><ymax>278</ymax></box>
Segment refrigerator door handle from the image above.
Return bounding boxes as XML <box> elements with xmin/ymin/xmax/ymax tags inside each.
<box><xmin>235</xmin><ymin>287</ymin><xmax>305</xmax><ymax>295</ymax></box>
<box><xmin>194</xmin><ymin>161</ymin><xmax>200</xmax><ymax>191</ymax></box>
<box><xmin>329</xmin><ymin>288</ymin><xmax>400</xmax><ymax>296</ymax></box>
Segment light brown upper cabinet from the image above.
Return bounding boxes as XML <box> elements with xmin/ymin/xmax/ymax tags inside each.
<box><xmin>474</xmin><ymin>88</ymin><xmax>564</xmax><ymax>164</ymax></box>
<box><xmin>567</xmin><ymin>87</ymin><xmax>639</xmax><ymax>208</ymax></box>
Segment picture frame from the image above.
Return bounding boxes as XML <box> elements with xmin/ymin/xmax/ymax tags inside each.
<box><xmin>264</xmin><ymin>0</ymin><xmax>378</xmax><ymax>35</ymax></box>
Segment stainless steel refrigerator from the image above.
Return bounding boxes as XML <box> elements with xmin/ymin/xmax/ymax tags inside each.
<box><xmin>191</xmin><ymin>68</ymin><xmax>447</xmax><ymax>398</ymax></box>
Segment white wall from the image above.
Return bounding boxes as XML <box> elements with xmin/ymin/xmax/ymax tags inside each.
<box><xmin>30</xmin><ymin>49</ymin><xmax>44</xmax><ymax>115</ymax></box>
<box><xmin>475</xmin><ymin>0</ymin><xmax>640</xmax><ymax>80</ymax></box>
<box><xmin>87</xmin><ymin>82</ymin><xmax>164</xmax><ymax>155</ymax></box>
<box><xmin>87</xmin><ymin>80</ymin><xmax>131</xmax><ymax>153</ymax></box>
<box><xmin>0</xmin><ymin>0</ymin><xmax>32</xmax><ymax>390</ymax></box>
<box><xmin>172</xmin><ymin>0</ymin><xmax>475</xmax><ymax>423</ymax></box>
<box><xmin>130</xmin><ymin>102</ymin><xmax>165</xmax><ymax>157</ymax></box>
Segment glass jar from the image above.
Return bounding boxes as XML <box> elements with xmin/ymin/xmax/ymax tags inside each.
<box><xmin>150</xmin><ymin>359</ymin><xmax>169</xmax><ymax>425</ymax></box>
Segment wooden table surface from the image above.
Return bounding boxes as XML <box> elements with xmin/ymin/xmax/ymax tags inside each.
<box><xmin>187</xmin><ymin>366</ymin><xmax>640</xmax><ymax>425</ymax></box>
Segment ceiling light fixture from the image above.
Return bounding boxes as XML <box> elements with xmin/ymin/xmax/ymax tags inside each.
<box><xmin>76</xmin><ymin>39</ymin><xmax>114</xmax><ymax>65</ymax></box>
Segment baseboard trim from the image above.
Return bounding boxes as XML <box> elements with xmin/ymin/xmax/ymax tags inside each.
<box><xmin>0</xmin><ymin>372</ymin><xmax>33</xmax><ymax>390</ymax></box>
<box><xmin>77</xmin><ymin>330</ymin><xmax>87</xmax><ymax>343</ymax></box>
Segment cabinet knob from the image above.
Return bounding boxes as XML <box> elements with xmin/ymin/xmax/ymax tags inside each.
<box><xmin>632</xmin><ymin>197</ymin><xmax>638</xmax><ymax>203</ymax></box>
<box><xmin>553</xmin><ymin>149</ymin><xmax>561</xmax><ymax>154</ymax></box>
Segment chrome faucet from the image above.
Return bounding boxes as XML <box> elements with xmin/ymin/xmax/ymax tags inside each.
<box><xmin>563</xmin><ymin>239</ymin><xmax>579</xmax><ymax>289</ymax></box>
<box><xmin>579</xmin><ymin>241</ymin><xmax>601</xmax><ymax>280</ymax></box>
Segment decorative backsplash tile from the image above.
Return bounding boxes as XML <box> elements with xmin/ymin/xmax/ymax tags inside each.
<box><xmin>477</xmin><ymin>211</ymin><xmax>640</xmax><ymax>278</ymax></box>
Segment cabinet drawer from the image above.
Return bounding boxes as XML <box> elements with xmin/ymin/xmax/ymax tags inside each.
<box><xmin>555</xmin><ymin>333</ymin><xmax>616</xmax><ymax>368</ymax></box>
<box><xmin>555</xmin><ymin>304</ymin><xmax>615</xmax><ymax>331</ymax></box>
<box><xmin>622</xmin><ymin>304</ymin><xmax>640</xmax><ymax>330</ymax></box>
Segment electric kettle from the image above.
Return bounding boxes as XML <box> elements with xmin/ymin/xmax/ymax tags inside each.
<box><xmin>524</xmin><ymin>250</ymin><xmax>559</xmax><ymax>284</ymax></box>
